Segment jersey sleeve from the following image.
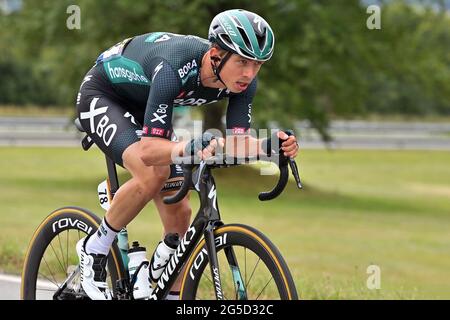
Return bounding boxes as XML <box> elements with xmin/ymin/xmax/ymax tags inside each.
<box><xmin>142</xmin><ymin>58</ymin><xmax>182</xmax><ymax>139</ymax></box>
<box><xmin>225</xmin><ymin>78</ymin><xmax>257</xmax><ymax>135</ymax></box>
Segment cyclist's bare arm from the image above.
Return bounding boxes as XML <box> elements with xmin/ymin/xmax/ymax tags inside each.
<box><xmin>140</xmin><ymin>137</ymin><xmax>186</xmax><ymax>166</ymax></box>
<box><xmin>224</xmin><ymin>135</ymin><xmax>263</xmax><ymax>158</ymax></box>
<box><xmin>225</xmin><ymin>132</ymin><xmax>299</xmax><ymax>159</ymax></box>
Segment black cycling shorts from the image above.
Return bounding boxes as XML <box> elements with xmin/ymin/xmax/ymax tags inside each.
<box><xmin>76</xmin><ymin>66</ymin><xmax>183</xmax><ymax>193</ymax></box>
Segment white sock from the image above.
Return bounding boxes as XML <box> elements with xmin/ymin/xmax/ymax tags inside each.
<box><xmin>165</xmin><ymin>291</ymin><xmax>180</xmax><ymax>300</ymax></box>
<box><xmin>85</xmin><ymin>217</ymin><xmax>119</xmax><ymax>255</ymax></box>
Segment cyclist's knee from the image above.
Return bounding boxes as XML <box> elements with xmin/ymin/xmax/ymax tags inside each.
<box><xmin>133</xmin><ymin>167</ymin><xmax>169</xmax><ymax>196</ymax></box>
<box><xmin>151</xmin><ymin>165</ymin><xmax>171</xmax><ymax>182</ymax></box>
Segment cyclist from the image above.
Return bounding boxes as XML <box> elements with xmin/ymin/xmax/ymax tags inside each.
<box><xmin>75</xmin><ymin>9</ymin><xmax>299</xmax><ymax>300</ymax></box>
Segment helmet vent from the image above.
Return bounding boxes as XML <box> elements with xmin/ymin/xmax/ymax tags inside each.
<box><xmin>237</xmin><ymin>26</ymin><xmax>252</xmax><ymax>51</ymax></box>
<box><xmin>219</xmin><ymin>33</ymin><xmax>233</xmax><ymax>46</ymax></box>
<box><xmin>256</xmin><ymin>33</ymin><xmax>266</xmax><ymax>51</ymax></box>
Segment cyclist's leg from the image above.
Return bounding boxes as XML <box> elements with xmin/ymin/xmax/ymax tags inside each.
<box><xmin>76</xmin><ymin>77</ymin><xmax>169</xmax><ymax>299</ymax></box>
<box><xmin>110</xmin><ymin>142</ymin><xmax>170</xmax><ymax>229</ymax></box>
<box><xmin>152</xmin><ymin>190</ymin><xmax>191</xmax><ymax>296</ymax></box>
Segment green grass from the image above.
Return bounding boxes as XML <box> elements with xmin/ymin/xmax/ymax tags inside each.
<box><xmin>1</xmin><ymin>147</ymin><xmax>450</xmax><ymax>299</ymax></box>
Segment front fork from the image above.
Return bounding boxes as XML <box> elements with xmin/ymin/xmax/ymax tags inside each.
<box><xmin>204</xmin><ymin>222</ymin><xmax>248</xmax><ymax>300</ymax></box>
<box><xmin>204</xmin><ymin>222</ymin><xmax>224</xmax><ymax>300</ymax></box>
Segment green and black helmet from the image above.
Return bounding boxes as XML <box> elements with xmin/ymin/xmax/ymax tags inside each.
<box><xmin>208</xmin><ymin>9</ymin><xmax>275</xmax><ymax>62</ymax></box>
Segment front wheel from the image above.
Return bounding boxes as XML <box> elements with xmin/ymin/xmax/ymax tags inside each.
<box><xmin>21</xmin><ymin>206</ymin><xmax>126</xmax><ymax>300</ymax></box>
<box><xmin>180</xmin><ymin>224</ymin><xmax>298</xmax><ymax>300</ymax></box>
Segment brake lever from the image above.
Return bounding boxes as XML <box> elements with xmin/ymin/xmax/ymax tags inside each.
<box><xmin>288</xmin><ymin>158</ymin><xmax>303</xmax><ymax>189</ymax></box>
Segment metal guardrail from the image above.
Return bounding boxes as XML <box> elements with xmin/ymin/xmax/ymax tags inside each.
<box><xmin>1</xmin><ymin>117</ymin><xmax>450</xmax><ymax>150</ymax></box>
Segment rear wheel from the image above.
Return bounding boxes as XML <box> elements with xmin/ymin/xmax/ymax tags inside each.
<box><xmin>180</xmin><ymin>224</ymin><xmax>298</xmax><ymax>300</ymax></box>
<box><xmin>21</xmin><ymin>207</ymin><xmax>126</xmax><ymax>300</ymax></box>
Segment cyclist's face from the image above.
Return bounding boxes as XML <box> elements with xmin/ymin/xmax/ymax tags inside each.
<box><xmin>220</xmin><ymin>54</ymin><xmax>264</xmax><ymax>93</ymax></box>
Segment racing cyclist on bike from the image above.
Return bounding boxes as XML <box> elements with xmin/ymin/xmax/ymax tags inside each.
<box><xmin>75</xmin><ymin>9</ymin><xmax>299</xmax><ymax>300</ymax></box>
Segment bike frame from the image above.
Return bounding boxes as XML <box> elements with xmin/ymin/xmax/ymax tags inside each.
<box><xmin>108</xmin><ymin>157</ymin><xmax>242</xmax><ymax>300</ymax></box>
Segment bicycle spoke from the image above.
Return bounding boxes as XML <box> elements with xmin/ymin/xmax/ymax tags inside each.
<box><xmin>35</xmin><ymin>286</ymin><xmax>58</xmax><ymax>292</ymax></box>
<box><xmin>245</xmin><ymin>257</ymin><xmax>261</xmax><ymax>294</ymax></box>
<box><xmin>57</xmin><ymin>233</ymin><xmax>66</xmax><ymax>270</ymax></box>
<box><xmin>48</xmin><ymin>241</ymin><xmax>66</xmax><ymax>276</ymax></box>
<box><xmin>38</xmin><ymin>263</ymin><xmax>59</xmax><ymax>289</ymax></box>
<box><xmin>244</xmin><ymin>247</ymin><xmax>247</xmax><ymax>291</ymax></box>
<box><xmin>66</xmin><ymin>230</ymin><xmax>69</xmax><ymax>273</ymax></box>
<box><xmin>255</xmin><ymin>276</ymin><xmax>274</xmax><ymax>300</ymax></box>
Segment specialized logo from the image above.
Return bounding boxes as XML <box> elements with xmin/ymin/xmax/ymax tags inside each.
<box><xmin>152</xmin><ymin>61</ymin><xmax>164</xmax><ymax>81</ymax></box>
<box><xmin>248</xmin><ymin>103</ymin><xmax>252</xmax><ymax>123</ymax></box>
<box><xmin>253</xmin><ymin>16</ymin><xmax>263</xmax><ymax>33</ymax></box>
<box><xmin>80</xmin><ymin>97</ymin><xmax>117</xmax><ymax>146</ymax></box>
<box><xmin>80</xmin><ymin>75</ymin><xmax>92</xmax><ymax>89</ymax></box>
<box><xmin>124</xmin><ymin>112</ymin><xmax>137</xmax><ymax>125</ymax></box>
<box><xmin>77</xmin><ymin>75</ymin><xmax>93</xmax><ymax>105</ymax></box>
<box><xmin>212</xmin><ymin>266</ymin><xmax>223</xmax><ymax>299</ymax></box>
<box><xmin>104</xmin><ymin>57</ymin><xmax>149</xmax><ymax>85</ymax></box>
<box><xmin>208</xmin><ymin>185</ymin><xmax>217</xmax><ymax>210</ymax></box>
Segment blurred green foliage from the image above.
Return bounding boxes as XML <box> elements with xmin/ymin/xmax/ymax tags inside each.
<box><xmin>1</xmin><ymin>0</ymin><xmax>450</xmax><ymax>134</ymax></box>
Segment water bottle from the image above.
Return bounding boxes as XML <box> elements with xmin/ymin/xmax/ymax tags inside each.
<box><xmin>150</xmin><ymin>233</ymin><xmax>180</xmax><ymax>282</ymax></box>
<box><xmin>128</xmin><ymin>241</ymin><xmax>152</xmax><ymax>299</ymax></box>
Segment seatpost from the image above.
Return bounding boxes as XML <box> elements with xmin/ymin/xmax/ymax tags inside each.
<box><xmin>105</xmin><ymin>156</ymin><xmax>120</xmax><ymax>197</ymax></box>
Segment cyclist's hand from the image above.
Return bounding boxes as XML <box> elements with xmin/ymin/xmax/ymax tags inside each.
<box><xmin>184</xmin><ymin>132</ymin><xmax>225</xmax><ymax>160</ymax></box>
<box><xmin>278</xmin><ymin>131</ymin><xmax>299</xmax><ymax>159</ymax></box>
<box><xmin>199</xmin><ymin>137</ymin><xmax>225</xmax><ymax>159</ymax></box>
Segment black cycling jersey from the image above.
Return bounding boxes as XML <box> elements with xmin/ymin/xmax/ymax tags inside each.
<box><xmin>91</xmin><ymin>32</ymin><xmax>256</xmax><ymax>139</ymax></box>
<box><xmin>76</xmin><ymin>32</ymin><xmax>257</xmax><ymax>189</ymax></box>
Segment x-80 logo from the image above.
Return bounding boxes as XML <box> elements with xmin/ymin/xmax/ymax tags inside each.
<box><xmin>79</xmin><ymin>97</ymin><xmax>117</xmax><ymax>146</ymax></box>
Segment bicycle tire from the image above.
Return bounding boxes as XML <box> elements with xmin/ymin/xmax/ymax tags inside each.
<box><xmin>21</xmin><ymin>206</ymin><xmax>126</xmax><ymax>300</ymax></box>
<box><xmin>180</xmin><ymin>224</ymin><xmax>298</xmax><ymax>300</ymax></box>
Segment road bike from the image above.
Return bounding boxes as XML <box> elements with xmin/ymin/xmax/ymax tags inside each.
<box><xmin>21</xmin><ymin>119</ymin><xmax>302</xmax><ymax>300</ymax></box>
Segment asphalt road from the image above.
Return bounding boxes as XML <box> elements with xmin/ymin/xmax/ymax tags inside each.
<box><xmin>0</xmin><ymin>273</ymin><xmax>54</xmax><ymax>300</ymax></box>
